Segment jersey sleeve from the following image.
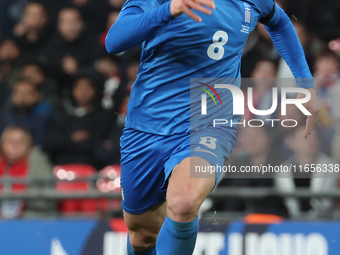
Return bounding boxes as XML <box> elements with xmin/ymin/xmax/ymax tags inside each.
<box><xmin>122</xmin><ymin>0</ymin><xmax>168</xmax><ymax>13</ymax></box>
<box><xmin>259</xmin><ymin>1</ymin><xmax>286</xmax><ymax>29</ymax></box>
<box><xmin>105</xmin><ymin>0</ymin><xmax>173</xmax><ymax>54</ymax></box>
<box><xmin>255</xmin><ymin>0</ymin><xmax>276</xmax><ymax>22</ymax></box>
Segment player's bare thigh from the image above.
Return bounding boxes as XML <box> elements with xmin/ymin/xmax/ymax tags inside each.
<box><xmin>166</xmin><ymin>156</ymin><xmax>215</xmax><ymax>222</ymax></box>
<box><xmin>124</xmin><ymin>156</ymin><xmax>215</xmax><ymax>249</ymax></box>
<box><xmin>124</xmin><ymin>201</ymin><xmax>166</xmax><ymax>251</ymax></box>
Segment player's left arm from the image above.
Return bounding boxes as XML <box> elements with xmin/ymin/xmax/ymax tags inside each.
<box><xmin>260</xmin><ymin>2</ymin><xmax>319</xmax><ymax>138</ymax></box>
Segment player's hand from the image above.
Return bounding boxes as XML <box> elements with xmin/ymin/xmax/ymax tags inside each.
<box><xmin>170</xmin><ymin>0</ymin><xmax>215</xmax><ymax>22</ymax></box>
<box><xmin>297</xmin><ymin>88</ymin><xmax>319</xmax><ymax>138</ymax></box>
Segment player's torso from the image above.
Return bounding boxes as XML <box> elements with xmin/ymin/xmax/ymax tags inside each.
<box><xmin>140</xmin><ymin>0</ymin><xmax>260</xmax><ymax>78</ymax></box>
<box><xmin>127</xmin><ymin>0</ymin><xmax>263</xmax><ymax>135</ymax></box>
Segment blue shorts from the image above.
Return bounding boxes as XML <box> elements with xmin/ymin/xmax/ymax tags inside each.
<box><xmin>120</xmin><ymin>127</ymin><xmax>237</xmax><ymax>214</ymax></box>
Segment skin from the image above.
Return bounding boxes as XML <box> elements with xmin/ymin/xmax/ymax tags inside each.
<box><xmin>251</xmin><ymin>60</ymin><xmax>277</xmax><ymax>101</ymax></box>
<box><xmin>107</xmin><ymin>12</ymin><xmax>120</xmax><ymax>30</ymax></box>
<box><xmin>252</xmin><ymin>61</ymin><xmax>277</xmax><ymax>80</ymax></box>
<box><xmin>124</xmin><ymin>157</ymin><xmax>215</xmax><ymax>251</ymax></box>
<box><xmin>12</xmin><ymin>82</ymin><xmax>41</xmax><ymax>109</ymax></box>
<box><xmin>1</xmin><ymin>129</ymin><xmax>32</xmax><ymax>164</ymax></box>
<box><xmin>22</xmin><ymin>3</ymin><xmax>48</xmax><ymax>31</ymax></box>
<box><xmin>297</xmin><ymin>88</ymin><xmax>319</xmax><ymax>138</ymax></box>
<box><xmin>13</xmin><ymin>3</ymin><xmax>48</xmax><ymax>41</ymax></box>
<box><xmin>293</xmin><ymin>22</ymin><xmax>308</xmax><ymax>48</ymax></box>
<box><xmin>95</xmin><ymin>57</ymin><xmax>119</xmax><ymax>78</ymax></box>
<box><xmin>72</xmin><ymin>78</ymin><xmax>96</xmax><ymax>109</ymax></box>
<box><xmin>170</xmin><ymin>0</ymin><xmax>215</xmax><ymax>22</ymax></box>
<box><xmin>62</xmin><ymin>55</ymin><xmax>78</xmax><ymax>75</ymax></box>
<box><xmin>0</xmin><ymin>40</ymin><xmax>21</xmax><ymax>62</ymax></box>
<box><xmin>58</xmin><ymin>9</ymin><xmax>85</xmax><ymax>42</ymax></box>
<box><xmin>58</xmin><ymin>9</ymin><xmax>84</xmax><ymax>75</ymax></box>
<box><xmin>124</xmin><ymin>0</ymin><xmax>319</xmax><ymax>251</ymax></box>
<box><xmin>70</xmin><ymin>78</ymin><xmax>96</xmax><ymax>143</ymax></box>
<box><xmin>21</xmin><ymin>65</ymin><xmax>45</xmax><ymax>86</ymax></box>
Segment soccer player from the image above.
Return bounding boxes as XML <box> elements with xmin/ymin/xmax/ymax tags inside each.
<box><xmin>105</xmin><ymin>0</ymin><xmax>319</xmax><ymax>254</ymax></box>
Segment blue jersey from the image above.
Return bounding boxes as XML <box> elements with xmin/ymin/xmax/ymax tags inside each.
<box><xmin>106</xmin><ymin>0</ymin><xmax>312</xmax><ymax>135</ymax></box>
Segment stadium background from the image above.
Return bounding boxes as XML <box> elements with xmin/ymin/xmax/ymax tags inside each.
<box><xmin>0</xmin><ymin>0</ymin><xmax>340</xmax><ymax>254</ymax></box>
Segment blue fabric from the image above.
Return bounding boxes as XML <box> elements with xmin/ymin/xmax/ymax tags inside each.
<box><xmin>127</xmin><ymin>234</ymin><xmax>156</xmax><ymax>255</ymax></box>
<box><xmin>105</xmin><ymin>0</ymin><xmax>313</xmax><ymax>136</ymax></box>
<box><xmin>156</xmin><ymin>216</ymin><xmax>199</xmax><ymax>254</ymax></box>
<box><xmin>105</xmin><ymin>2</ymin><xmax>173</xmax><ymax>54</ymax></box>
<box><xmin>120</xmin><ymin>126</ymin><xmax>236</xmax><ymax>214</ymax></box>
<box><xmin>106</xmin><ymin>0</ymin><xmax>261</xmax><ymax>136</ymax></box>
<box><xmin>264</xmin><ymin>3</ymin><xmax>314</xmax><ymax>88</ymax></box>
<box><xmin>121</xmin><ymin>0</ymin><xmax>170</xmax><ymax>13</ymax></box>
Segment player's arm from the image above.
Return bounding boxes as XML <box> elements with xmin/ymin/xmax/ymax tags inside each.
<box><xmin>260</xmin><ymin>2</ymin><xmax>319</xmax><ymax>138</ymax></box>
<box><xmin>105</xmin><ymin>0</ymin><xmax>215</xmax><ymax>54</ymax></box>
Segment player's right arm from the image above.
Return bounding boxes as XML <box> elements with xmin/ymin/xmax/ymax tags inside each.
<box><xmin>105</xmin><ymin>0</ymin><xmax>215</xmax><ymax>54</ymax></box>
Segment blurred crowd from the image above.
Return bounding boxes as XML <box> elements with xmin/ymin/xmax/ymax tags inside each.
<box><xmin>0</xmin><ymin>0</ymin><xmax>339</xmax><ymax>219</ymax></box>
<box><xmin>218</xmin><ymin>0</ymin><xmax>340</xmax><ymax>220</ymax></box>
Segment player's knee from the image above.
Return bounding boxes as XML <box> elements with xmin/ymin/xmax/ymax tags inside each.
<box><xmin>129</xmin><ymin>230</ymin><xmax>157</xmax><ymax>251</ymax></box>
<box><xmin>167</xmin><ymin>193</ymin><xmax>201</xmax><ymax>222</ymax></box>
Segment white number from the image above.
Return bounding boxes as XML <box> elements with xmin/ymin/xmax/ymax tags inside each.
<box><xmin>207</xmin><ymin>31</ymin><xmax>229</xmax><ymax>60</ymax></box>
<box><xmin>199</xmin><ymin>137</ymin><xmax>217</xmax><ymax>150</ymax></box>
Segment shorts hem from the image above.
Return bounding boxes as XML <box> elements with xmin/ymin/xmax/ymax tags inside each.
<box><xmin>122</xmin><ymin>199</ymin><xmax>166</xmax><ymax>215</ymax></box>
